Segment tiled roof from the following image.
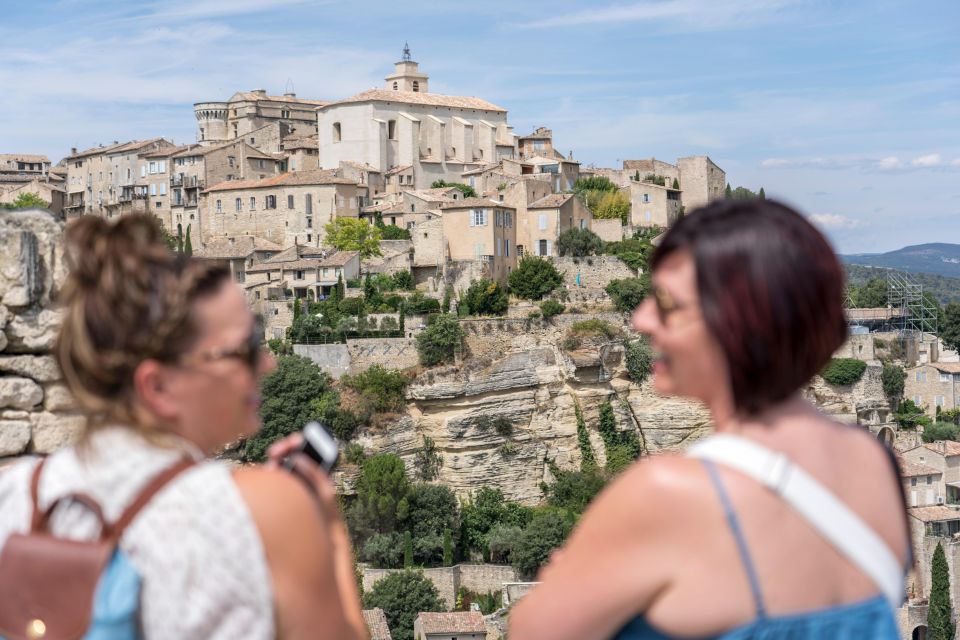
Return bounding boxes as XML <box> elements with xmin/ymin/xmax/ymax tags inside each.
<box><xmin>924</xmin><ymin>442</ymin><xmax>960</xmax><ymax>458</ymax></box>
<box><xmin>528</xmin><ymin>193</ymin><xmax>574</xmax><ymax>209</ymax></box>
<box><xmin>0</xmin><ymin>154</ymin><xmax>50</xmax><ymax>164</ymax></box>
<box><xmin>205</xmin><ymin>169</ymin><xmax>355</xmax><ymax>192</ymax></box>
<box><xmin>140</xmin><ymin>144</ymin><xmax>191</xmax><ymax>158</ymax></box>
<box><xmin>440</xmin><ymin>197</ymin><xmax>513</xmax><ymax>210</ymax></box>
<box><xmin>931</xmin><ymin>363</ymin><xmax>960</xmax><ymax>374</ymax></box>
<box><xmin>193</xmin><ymin>236</ymin><xmax>283</xmax><ymax>259</ymax></box>
<box><xmin>901</xmin><ymin>461</ymin><xmax>942</xmax><ymax>477</ymax></box>
<box><xmin>385</xmin><ymin>165</ymin><xmax>413</xmax><ymax>176</ymax></box>
<box><xmin>249</xmin><ymin>248</ymin><xmax>358</xmax><ymax>272</ymax></box>
<box><xmin>405</xmin><ymin>188</ymin><xmax>459</xmax><ymax>202</ymax></box>
<box><xmin>340</xmin><ymin>160</ymin><xmax>381</xmax><ymax>173</ymax></box>
<box><xmin>416</xmin><ymin>611</ymin><xmax>486</xmax><ymax>634</ymax></box>
<box><xmin>322</xmin><ymin>88</ymin><xmax>507</xmax><ymax>113</ymax></box>
<box><xmin>282</xmin><ymin>134</ymin><xmax>319</xmax><ymax>151</ymax></box>
<box><xmin>519</xmin><ymin>131</ymin><xmax>552</xmax><ymax>140</ymax></box>
<box><xmin>362</xmin><ymin>609</ymin><xmax>392</xmax><ymax>640</ymax></box>
<box><xmin>230</xmin><ymin>91</ymin><xmax>328</xmax><ymax>106</ymax></box>
<box><xmin>68</xmin><ymin>138</ymin><xmax>170</xmax><ymax>160</ymax></box>
<box><xmin>461</xmin><ymin>163</ymin><xmax>501</xmax><ymax>176</ymax></box>
<box><xmin>908</xmin><ymin>506</ymin><xmax>960</xmax><ymax>522</ymax></box>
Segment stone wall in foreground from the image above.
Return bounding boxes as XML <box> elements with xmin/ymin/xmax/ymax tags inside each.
<box><xmin>0</xmin><ymin>208</ymin><xmax>83</xmax><ymax>460</ymax></box>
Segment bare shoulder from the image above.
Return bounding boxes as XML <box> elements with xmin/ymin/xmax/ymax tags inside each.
<box><xmin>232</xmin><ymin>466</ymin><xmax>328</xmax><ymax>548</ymax></box>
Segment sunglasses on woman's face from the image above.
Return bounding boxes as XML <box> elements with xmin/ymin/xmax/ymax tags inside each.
<box><xmin>181</xmin><ymin>315</ymin><xmax>266</xmax><ymax>371</ymax></box>
<box><xmin>652</xmin><ymin>286</ymin><xmax>688</xmax><ymax>325</ymax></box>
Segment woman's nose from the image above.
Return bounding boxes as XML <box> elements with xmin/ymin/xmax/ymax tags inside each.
<box><xmin>631</xmin><ymin>297</ymin><xmax>657</xmax><ymax>334</ymax></box>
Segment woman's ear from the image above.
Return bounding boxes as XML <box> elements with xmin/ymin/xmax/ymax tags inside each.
<box><xmin>132</xmin><ymin>359</ymin><xmax>181</xmax><ymax>422</ymax></box>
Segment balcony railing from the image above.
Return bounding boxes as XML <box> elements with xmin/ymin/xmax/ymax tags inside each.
<box><xmin>171</xmin><ymin>175</ymin><xmax>204</xmax><ymax>188</ymax></box>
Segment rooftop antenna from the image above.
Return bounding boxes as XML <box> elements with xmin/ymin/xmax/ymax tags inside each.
<box><xmin>284</xmin><ymin>78</ymin><xmax>295</xmax><ymax>97</ymax></box>
<box><xmin>402</xmin><ymin>42</ymin><xmax>412</xmax><ymax>61</ymax></box>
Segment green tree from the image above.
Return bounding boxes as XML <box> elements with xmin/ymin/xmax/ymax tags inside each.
<box><xmin>572</xmin><ymin>176</ymin><xmax>617</xmax><ymax>194</ymax></box>
<box><xmin>461</xmin><ymin>279</ymin><xmax>508</xmax><ymax>316</ymax></box>
<box><xmin>442</xmin><ymin>528</ymin><xmax>453</xmax><ymax>566</ymax></box>
<box><xmin>929</xmin><ymin>542</ymin><xmax>955</xmax><ymax>640</ymax></box>
<box><xmin>416</xmin><ymin>314</ymin><xmax>464</xmax><ymax>366</ymax></box>
<box><xmin>597</xmin><ymin>401</ymin><xmax>641</xmax><ymax>473</ymax></box>
<box><xmin>509</xmin><ymin>257</ymin><xmax>564</xmax><ymax>300</ymax></box>
<box><xmin>556</xmin><ymin>228</ymin><xmax>604</xmax><ymax>257</ymax></box>
<box><xmin>380</xmin><ymin>224</ymin><xmax>412</xmax><ymax>240</ymax></box>
<box><xmin>896</xmin><ymin>398</ymin><xmax>932</xmax><ymax>430</ymax></box>
<box><xmin>2</xmin><ymin>192</ymin><xmax>49</xmax><ymax>210</ymax></box>
<box><xmin>403</xmin><ymin>530</ymin><xmax>414</xmax><ymax>568</ymax></box>
<box><xmin>923</xmin><ymin>422</ymin><xmax>960</xmax><ymax>443</ymax></box>
<box><xmin>241</xmin><ymin>355</ymin><xmax>338</xmax><ymax>461</ymax></box>
<box><xmin>150</xmin><ymin>215</ymin><xmax>178</xmax><ymax>251</ymax></box>
<box><xmin>347</xmin><ymin>453</ymin><xmax>411</xmax><ymax>542</ymax></box>
<box><xmin>625</xmin><ymin>337</ymin><xmax>654</xmax><ymax>385</ymax></box>
<box><xmin>758</xmin><ymin>187</ymin><xmax>766</xmax><ymax>200</ymax></box>
<box><xmin>942</xmin><ymin>302</ymin><xmax>960</xmax><ymax>352</ymax></box>
<box><xmin>392</xmin><ymin>270</ymin><xmax>414</xmax><ymax>290</ymax></box>
<box><xmin>574</xmin><ymin>402</ymin><xmax>596</xmax><ymax>471</ymax></box>
<box><xmin>605</xmin><ymin>276</ymin><xmax>651</xmax><ymax>312</ymax></box>
<box><xmin>724</xmin><ymin>183</ymin><xmax>733</xmax><ymax>199</ymax></box>
<box><xmin>821</xmin><ymin>358</ymin><xmax>867</xmax><ymax>385</ymax></box>
<box><xmin>881</xmin><ymin>364</ymin><xmax>906</xmax><ymax>407</ymax></box>
<box><xmin>511</xmin><ymin>509</ymin><xmax>575</xmax><ymax>580</ymax></box>
<box><xmin>594</xmin><ymin>190</ymin><xmax>630</xmax><ymax>224</ymax></box>
<box><xmin>363</xmin><ymin>569</ymin><xmax>446</xmax><ymax>640</ymax></box>
<box><xmin>460</xmin><ymin>487</ymin><xmax>534</xmax><ymax>560</ymax></box>
<box><xmin>486</xmin><ymin>524</ymin><xmax>523</xmax><ymax>564</ymax></box>
<box><xmin>364</xmin><ymin>532</ymin><xmax>405</xmax><ymax>569</ymax></box>
<box><xmin>848</xmin><ymin>277</ymin><xmax>888</xmax><ymax>308</ymax></box>
<box><xmin>183</xmin><ymin>224</ymin><xmax>193</xmax><ymax>257</ymax></box>
<box><xmin>431</xmin><ymin>180</ymin><xmax>477</xmax><ymax>198</ymax></box>
<box><xmin>176</xmin><ymin>223</ymin><xmax>184</xmax><ymax>255</ymax></box>
<box><xmin>414</xmin><ymin>436</ymin><xmax>443</xmax><ymax>481</ymax></box>
<box><xmin>341</xmin><ymin>365</ymin><xmax>408</xmax><ymax>413</ymax></box>
<box><xmin>543</xmin><ymin>466</ymin><xmax>606</xmax><ymax>514</ymax></box>
<box><xmin>672</xmin><ymin>178</ymin><xmax>680</xmax><ymax>190</ymax></box>
<box><xmin>324</xmin><ymin>217</ymin><xmax>383</xmax><ymax>259</ymax></box>
<box><xmin>539</xmin><ymin>299</ymin><xmax>565</xmax><ymax>319</ymax></box>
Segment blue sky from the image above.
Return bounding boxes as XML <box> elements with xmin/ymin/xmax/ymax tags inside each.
<box><xmin>2</xmin><ymin>0</ymin><xmax>957</xmax><ymax>253</ymax></box>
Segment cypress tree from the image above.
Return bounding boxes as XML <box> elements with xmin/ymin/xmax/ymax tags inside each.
<box><xmin>672</xmin><ymin>177</ymin><xmax>680</xmax><ymax>190</ymax></box>
<box><xmin>184</xmin><ymin>224</ymin><xmax>193</xmax><ymax>257</ymax></box>
<box><xmin>442</xmin><ymin>528</ymin><xmax>453</xmax><ymax>567</ymax></box>
<box><xmin>724</xmin><ymin>183</ymin><xmax>733</xmax><ymax>199</ymax></box>
<box><xmin>333</xmin><ymin>273</ymin><xmax>344</xmax><ymax>303</ymax></box>
<box><xmin>176</xmin><ymin>223</ymin><xmax>183</xmax><ymax>255</ymax></box>
<box><xmin>403</xmin><ymin>531</ymin><xmax>413</xmax><ymax>568</ymax></box>
<box><xmin>758</xmin><ymin>187</ymin><xmax>766</xmax><ymax>200</ymax></box>
<box><xmin>399</xmin><ymin>307</ymin><xmax>406</xmax><ymax>333</ymax></box>
<box><xmin>929</xmin><ymin>541</ymin><xmax>954</xmax><ymax>640</ymax></box>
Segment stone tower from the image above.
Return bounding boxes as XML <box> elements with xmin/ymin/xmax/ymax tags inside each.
<box><xmin>384</xmin><ymin>43</ymin><xmax>429</xmax><ymax>93</ymax></box>
<box><xmin>193</xmin><ymin>101</ymin><xmax>229</xmax><ymax>146</ymax></box>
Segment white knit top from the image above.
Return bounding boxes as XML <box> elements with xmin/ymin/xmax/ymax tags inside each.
<box><xmin>0</xmin><ymin>427</ymin><xmax>275</xmax><ymax>639</ymax></box>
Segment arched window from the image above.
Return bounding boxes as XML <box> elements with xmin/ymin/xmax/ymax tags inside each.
<box><xmin>412</xmin><ymin>81</ymin><xmax>419</xmax><ymax>92</ymax></box>
<box><xmin>333</xmin><ymin>122</ymin><xmax>341</xmax><ymax>143</ymax></box>
<box><xmin>392</xmin><ymin>81</ymin><xmax>398</xmax><ymax>91</ymax></box>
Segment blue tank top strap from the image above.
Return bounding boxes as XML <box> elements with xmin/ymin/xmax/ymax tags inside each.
<box><xmin>702</xmin><ymin>459</ymin><xmax>767</xmax><ymax>619</ymax></box>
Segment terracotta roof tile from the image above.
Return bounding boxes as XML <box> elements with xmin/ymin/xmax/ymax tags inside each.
<box><xmin>528</xmin><ymin>193</ymin><xmax>574</xmax><ymax>209</ymax></box>
<box><xmin>193</xmin><ymin>235</ymin><xmax>283</xmax><ymax>259</ymax></box>
<box><xmin>931</xmin><ymin>363</ymin><xmax>960</xmax><ymax>374</ymax></box>
<box><xmin>0</xmin><ymin>154</ymin><xmax>50</xmax><ymax>164</ymax></box>
<box><xmin>440</xmin><ymin>197</ymin><xmax>513</xmax><ymax>210</ymax></box>
<box><xmin>924</xmin><ymin>442</ymin><xmax>960</xmax><ymax>457</ymax></box>
<box><xmin>908</xmin><ymin>506</ymin><xmax>960</xmax><ymax>522</ymax></box>
<box><xmin>323</xmin><ymin>88</ymin><xmax>506</xmax><ymax>113</ymax></box>
<box><xmin>901</xmin><ymin>461</ymin><xmax>943</xmax><ymax>477</ymax></box>
<box><xmin>205</xmin><ymin>169</ymin><xmax>355</xmax><ymax>192</ymax></box>
<box><xmin>416</xmin><ymin>611</ymin><xmax>486</xmax><ymax>634</ymax></box>
<box><xmin>230</xmin><ymin>91</ymin><xmax>328</xmax><ymax>106</ymax></box>
<box><xmin>362</xmin><ymin>609</ymin><xmax>392</xmax><ymax>640</ymax></box>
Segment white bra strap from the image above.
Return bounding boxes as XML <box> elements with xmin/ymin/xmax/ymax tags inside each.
<box><xmin>687</xmin><ymin>434</ymin><xmax>905</xmax><ymax>609</ymax></box>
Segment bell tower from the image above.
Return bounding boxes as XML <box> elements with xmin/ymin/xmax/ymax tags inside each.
<box><xmin>384</xmin><ymin>43</ymin><xmax>429</xmax><ymax>93</ymax></box>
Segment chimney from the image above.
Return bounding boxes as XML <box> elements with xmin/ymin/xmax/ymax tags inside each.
<box><xmin>252</xmin><ymin>89</ymin><xmax>267</xmax><ymax>97</ymax></box>
<box><xmin>284</xmin><ymin>92</ymin><xmax>296</xmax><ymax>98</ymax></box>
<box><xmin>71</xmin><ymin>147</ymin><xmax>77</xmax><ymax>155</ymax></box>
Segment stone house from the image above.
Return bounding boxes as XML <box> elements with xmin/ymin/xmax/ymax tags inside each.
<box><xmin>193</xmin><ymin>89</ymin><xmax>325</xmax><ymax>147</ymax></box>
<box><xmin>902</xmin><ymin>441</ymin><xmax>960</xmax><ymax>505</ymax></box>
<box><xmin>519</xmin><ymin>155</ymin><xmax>580</xmax><ymax>193</ymax></box>
<box><xmin>901</xmin><ymin>459</ymin><xmax>945</xmax><ymax>507</ymax></box>
<box><xmin>281</xmin><ymin>132</ymin><xmax>320</xmax><ymax>173</ymax></box>
<box><xmin>0</xmin><ymin>179</ymin><xmax>64</xmax><ymax>216</ymax></box>
<box><xmin>0</xmin><ymin>154</ymin><xmax>51</xmax><ymax>178</ymax></box>
<box><xmin>518</xmin><ymin>126</ymin><xmax>563</xmax><ymax>161</ymax></box>
<box><xmin>410</xmin><ymin>216</ymin><xmax>445</xmax><ymax>282</ymax></box>
<box><xmin>904</xmin><ymin>362</ymin><xmax>960</xmax><ymax>417</ymax></box>
<box><xmin>64</xmin><ymin>138</ymin><xmax>175</xmax><ymax>219</ymax></box>
<box><xmin>245</xmin><ymin>246</ymin><xmax>360</xmax><ymax>300</ymax></box>
<box><xmin>413</xmin><ymin>611</ymin><xmax>487</xmax><ymax>640</ymax></box>
<box><xmin>440</xmin><ymin>198</ymin><xmax>517</xmax><ymax>285</ymax></box>
<box><xmin>676</xmin><ymin>155</ymin><xmax>726</xmax><ymax>212</ymax></box>
<box><xmin>318</xmin><ymin>51</ymin><xmax>517</xmax><ymax>189</ymax></box>
<box><xmin>403</xmin><ymin>187</ymin><xmax>461</xmax><ymax>216</ymax></box>
<box><xmin>521</xmin><ymin>193</ymin><xmax>592</xmax><ymax>258</ymax></box>
<box><xmin>201</xmin><ymin>169</ymin><xmax>361</xmax><ymax>248</ymax></box>
<box><xmin>622</xmin><ymin>158</ymin><xmax>681</xmax><ymax>186</ymax></box>
<box><xmin>626</xmin><ymin>179</ymin><xmax>682</xmax><ymax>228</ymax></box>
<box><xmin>362</xmin><ymin>609</ymin><xmax>392</xmax><ymax>640</ymax></box>
<box><xmin>338</xmin><ymin>161</ymin><xmax>385</xmax><ymax>203</ymax></box>
<box><xmin>192</xmin><ymin>235</ymin><xmax>283</xmax><ymax>285</ymax></box>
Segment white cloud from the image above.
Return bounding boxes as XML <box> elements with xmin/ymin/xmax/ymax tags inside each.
<box><xmin>877</xmin><ymin>156</ymin><xmax>903</xmax><ymax>171</ymax></box>
<box><xmin>952</xmin><ymin>159</ymin><xmax>960</xmax><ymax>167</ymax></box>
<box><xmin>912</xmin><ymin>153</ymin><xmax>942</xmax><ymax>167</ymax></box>
<box><xmin>518</xmin><ymin>0</ymin><xmax>800</xmax><ymax>30</ymax></box>
<box><xmin>808</xmin><ymin>213</ymin><xmax>864</xmax><ymax>230</ymax></box>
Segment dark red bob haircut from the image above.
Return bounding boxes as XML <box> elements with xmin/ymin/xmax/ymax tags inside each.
<box><xmin>650</xmin><ymin>199</ymin><xmax>847</xmax><ymax>417</ymax></box>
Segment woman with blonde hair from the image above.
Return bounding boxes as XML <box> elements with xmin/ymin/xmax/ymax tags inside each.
<box><xmin>0</xmin><ymin>214</ymin><xmax>366</xmax><ymax>639</ymax></box>
<box><xmin>510</xmin><ymin>199</ymin><xmax>909</xmax><ymax>639</ymax></box>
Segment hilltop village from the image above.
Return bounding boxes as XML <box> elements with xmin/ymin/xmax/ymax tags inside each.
<box><xmin>2</xmin><ymin>49</ymin><xmax>959</xmax><ymax>640</ymax></box>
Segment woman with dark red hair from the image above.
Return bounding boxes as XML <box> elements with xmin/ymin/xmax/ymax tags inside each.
<box><xmin>509</xmin><ymin>199</ymin><xmax>908</xmax><ymax>639</ymax></box>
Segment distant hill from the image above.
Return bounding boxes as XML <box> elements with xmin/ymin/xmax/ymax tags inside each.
<box><xmin>844</xmin><ymin>264</ymin><xmax>960</xmax><ymax>305</ymax></box>
<box><xmin>840</xmin><ymin>243</ymin><xmax>960</xmax><ymax>278</ymax></box>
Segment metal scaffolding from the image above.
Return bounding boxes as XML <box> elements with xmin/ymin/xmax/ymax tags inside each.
<box><xmin>886</xmin><ymin>270</ymin><xmax>938</xmax><ymax>337</ymax></box>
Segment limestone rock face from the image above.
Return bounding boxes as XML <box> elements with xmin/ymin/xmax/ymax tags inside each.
<box><xmin>0</xmin><ymin>355</ymin><xmax>61</xmax><ymax>382</ymax></box>
<box><xmin>0</xmin><ymin>376</ymin><xmax>43</xmax><ymax>410</ymax></box>
<box><xmin>0</xmin><ymin>210</ymin><xmax>64</xmax><ymax>310</ymax></box>
<box><xmin>5</xmin><ymin>309</ymin><xmax>61</xmax><ymax>354</ymax></box>
<box><xmin>0</xmin><ymin>420</ymin><xmax>30</xmax><ymax>456</ymax></box>
<box><xmin>31</xmin><ymin>412</ymin><xmax>85</xmax><ymax>453</ymax></box>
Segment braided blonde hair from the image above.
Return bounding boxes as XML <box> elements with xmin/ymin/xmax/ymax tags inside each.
<box><xmin>55</xmin><ymin>214</ymin><xmax>230</xmax><ymax>431</ymax></box>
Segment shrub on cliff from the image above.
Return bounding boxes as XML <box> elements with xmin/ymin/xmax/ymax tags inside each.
<box><xmin>881</xmin><ymin>364</ymin><xmax>906</xmax><ymax>406</ymax></box>
<box><xmin>461</xmin><ymin>278</ymin><xmax>509</xmax><ymax>315</ymax></box>
<box><xmin>557</xmin><ymin>228</ymin><xmax>604</xmax><ymax>257</ymax></box>
<box><xmin>509</xmin><ymin>256</ymin><xmax>563</xmax><ymax>300</ymax></box>
<box><xmin>416</xmin><ymin>314</ymin><xmax>464</xmax><ymax>366</ymax></box>
<box><xmin>341</xmin><ymin>365</ymin><xmax>407</xmax><ymax>413</ymax></box>
<box><xmin>605</xmin><ymin>276</ymin><xmax>650</xmax><ymax>313</ymax></box>
<box><xmin>625</xmin><ymin>337</ymin><xmax>654</xmax><ymax>385</ymax></box>
<box><xmin>539</xmin><ymin>298</ymin><xmax>565</xmax><ymax>319</ymax></box>
<box><xmin>820</xmin><ymin>358</ymin><xmax>867</xmax><ymax>386</ymax></box>
<box><xmin>511</xmin><ymin>508</ymin><xmax>575</xmax><ymax>580</ymax></box>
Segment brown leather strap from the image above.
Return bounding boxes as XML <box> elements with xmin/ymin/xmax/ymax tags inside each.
<box><xmin>110</xmin><ymin>458</ymin><xmax>196</xmax><ymax>540</ymax></box>
<box><xmin>29</xmin><ymin>457</ymin><xmax>48</xmax><ymax>532</ymax></box>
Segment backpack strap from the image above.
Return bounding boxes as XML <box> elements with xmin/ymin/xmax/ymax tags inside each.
<box><xmin>110</xmin><ymin>457</ymin><xmax>195</xmax><ymax>540</ymax></box>
<box><xmin>687</xmin><ymin>434</ymin><xmax>905</xmax><ymax>610</ymax></box>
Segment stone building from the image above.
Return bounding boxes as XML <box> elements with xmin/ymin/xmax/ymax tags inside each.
<box><xmin>903</xmin><ymin>362</ymin><xmax>960</xmax><ymax>417</ymax></box>
<box><xmin>676</xmin><ymin>155</ymin><xmax>726</xmax><ymax>212</ymax></box>
<box><xmin>521</xmin><ymin>193</ymin><xmax>592</xmax><ymax>257</ymax></box>
<box><xmin>413</xmin><ymin>611</ymin><xmax>487</xmax><ymax>640</ymax></box>
<box><xmin>518</xmin><ymin>127</ymin><xmax>563</xmax><ymax>160</ymax></box>
<box><xmin>64</xmin><ymin>138</ymin><xmax>176</xmax><ymax>219</ymax></box>
<box><xmin>201</xmin><ymin>169</ymin><xmax>361</xmax><ymax>248</ymax></box>
<box><xmin>626</xmin><ymin>179</ymin><xmax>683</xmax><ymax>229</ymax></box>
<box><xmin>0</xmin><ymin>179</ymin><xmax>64</xmax><ymax>216</ymax></box>
<box><xmin>440</xmin><ymin>198</ymin><xmax>517</xmax><ymax>285</ymax></box>
<box><xmin>192</xmin><ymin>235</ymin><xmax>283</xmax><ymax>285</ymax></box>
<box><xmin>245</xmin><ymin>247</ymin><xmax>360</xmax><ymax>300</ymax></box>
<box><xmin>362</xmin><ymin>609</ymin><xmax>392</xmax><ymax>640</ymax></box>
<box><xmin>193</xmin><ymin>89</ymin><xmax>325</xmax><ymax>147</ymax></box>
<box><xmin>0</xmin><ymin>154</ymin><xmax>51</xmax><ymax>179</ymax></box>
<box><xmin>318</xmin><ymin>49</ymin><xmax>517</xmax><ymax>188</ymax></box>
<box><xmin>281</xmin><ymin>133</ymin><xmax>320</xmax><ymax>172</ymax></box>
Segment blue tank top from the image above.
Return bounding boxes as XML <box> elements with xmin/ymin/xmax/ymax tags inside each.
<box><xmin>613</xmin><ymin>461</ymin><xmax>900</xmax><ymax>640</ymax></box>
